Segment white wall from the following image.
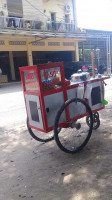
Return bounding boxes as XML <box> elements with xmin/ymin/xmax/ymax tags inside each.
<box><xmin>22</xmin><ymin>0</ymin><xmax>45</xmax><ymax>21</ymax></box>
<box><xmin>43</xmin><ymin>0</ymin><xmax>74</xmax><ymax>22</ymax></box>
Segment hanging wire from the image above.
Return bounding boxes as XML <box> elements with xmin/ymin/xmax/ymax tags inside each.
<box><xmin>24</xmin><ymin>0</ymin><xmax>48</xmax><ymax>18</ymax></box>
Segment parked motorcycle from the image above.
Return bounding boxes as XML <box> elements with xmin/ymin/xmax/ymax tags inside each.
<box><xmin>98</xmin><ymin>64</ymin><xmax>107</xmax><ymax>74</ymax></box>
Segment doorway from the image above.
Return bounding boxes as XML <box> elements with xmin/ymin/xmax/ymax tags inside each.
<box><xmin>51</xmin><ymin>12</ymin><xmax>56</xmax><ymax>30</ymax></box>
<box><xmin>13</xmin><ymin>52</ymin><xmax>27</xmax><ymax>81</ymax></box>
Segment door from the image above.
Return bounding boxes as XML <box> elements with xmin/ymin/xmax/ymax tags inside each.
<box><xmin>25</xmin><ymin>94</ymin><xmax>44</xmax><ymax>130</ymax></box>
<box><xmin>51</xmin><ymin>12</ymin><xmax>56</xmax><ymax>30</ymax></box>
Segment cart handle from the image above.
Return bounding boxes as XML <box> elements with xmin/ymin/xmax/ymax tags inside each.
<box><xmin>103</xmin><ymin>81</ymin><xmax>107</xmax><ymax>86</ymax></box>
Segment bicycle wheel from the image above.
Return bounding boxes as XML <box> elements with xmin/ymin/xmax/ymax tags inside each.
<box><xmin>54</xmin><ymin>98</ymin><xmax>93</xmax><ymax>153</ymax></box>
<box><xmin>86</xmin><ymin>113</ymin><xmax>100</xmax><ymax>130</ymax></box>
<box><xmin>94</xmin><ymin>112</ymin><xmax>99</xmax><ymax>118</ymax></box>
<box><xmin>27</xmin><ymin>119</ymin><xmax>54</xmax><ymax>142</ymax></box>
<box><xmin>93</xmin><ymin>115</ymin><xmax>100</xmax><ymax>130</ymax></box>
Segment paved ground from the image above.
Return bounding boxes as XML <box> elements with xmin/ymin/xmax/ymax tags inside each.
<box><xmin>0</xmin><ymin>79</ymin><xmax>112</xmax><ymax>200</ymax></box>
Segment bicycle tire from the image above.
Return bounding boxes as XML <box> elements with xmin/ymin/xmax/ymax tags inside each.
<box><xmin>27</xmin><ymin>119</ymin><xmax>54</xmax><ymax>142</ymax></box>
<box><xmin>86</xmin><ymin>114</ymin><xmax>100</xmax><ymax>130</ymax></box>
<box><xmin>54</xmin><ymin>98</ymin><xmax>93</xmax><ymax>154</ymax></box>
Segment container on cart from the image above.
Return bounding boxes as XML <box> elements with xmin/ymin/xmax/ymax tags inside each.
<box><xmin>19</xmin><ymin>62</ymin><xmax>109</xmax><ymax>154</ymax></box>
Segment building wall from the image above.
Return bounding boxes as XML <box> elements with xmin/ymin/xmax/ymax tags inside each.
<box><xmin>0</xmin><ymin>35</ymin><xmax>84</xmax><ymax>52</ymax></box>
<box><xmin>22</xmin><ymin>0</ymin><xmax>44</xmax><ymax>21</ymax></box>
<box><xmin>43</xmin><ymin>0</ymin><xmax>74</xmax><ymax>22</ymax></box>
<box><xmin>0</xmin><ymin>0</ymin><xmax>8</xmax><ymax>16</ymax></box>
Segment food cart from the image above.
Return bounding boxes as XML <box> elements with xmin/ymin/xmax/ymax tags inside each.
<box><xmin>19</xmin><ymin>62</ymin><xmax>109</xmax><ymax>154</ymax></box>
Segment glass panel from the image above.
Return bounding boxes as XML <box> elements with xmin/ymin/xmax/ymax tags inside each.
<box><xmin>29</xmin><ymin>101</ymin><xmax>40</xmax><ymax>122</ymax></box>
<box><xmin>40</xmin><ymin>67</ymin><xmax>62</xmax><ymax>91</ymax></box>
<box><xmin>23</xmin><ymin>71</ymin><xmax>39</xmax><ymax>92</ymax></box>
<box><xmin>91</xmin><ymin>86</ymin><xmax>101</xmax><ymax>105</ymax></box>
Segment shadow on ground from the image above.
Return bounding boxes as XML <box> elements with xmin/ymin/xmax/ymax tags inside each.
<box><xmin>0</xmin><ymin>122</ymin><xmax>112</xmax><ymax>200</ymax></box>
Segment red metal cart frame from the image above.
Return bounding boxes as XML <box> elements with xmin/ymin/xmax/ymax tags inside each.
<box><xmin>19</xmin><ymin>62</ymin><xmax>109</xmax><ymax>154</ymax></box>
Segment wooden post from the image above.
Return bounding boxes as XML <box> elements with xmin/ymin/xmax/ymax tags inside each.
<box><xmin>27</xmin><ymin>49</ymin><xmax>33</xmax><ymax>66</ymax></box>
<box><xmin>9</xmin><ymin>51</ymin><xmax>16</xmax><ymax>80</ymax></box>
<box><xmin>91</xmin><ymin>51</ymin><xmax>95</xmax><ymax>78</ymax></box>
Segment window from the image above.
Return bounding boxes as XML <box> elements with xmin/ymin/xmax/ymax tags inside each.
<box><xmin>51</xmin><ymin>13</ymin><xmax>56</xmax><ymax>22</ymax></box>
<box><xmin>7</xmin><ymin>0</ymin><xmax>23</xmax><ymax>17</ymax></box>
<box><xmin>40</xmin><ymin>67</ymin><xmax>62</xmax><ymax>91</ymax></box>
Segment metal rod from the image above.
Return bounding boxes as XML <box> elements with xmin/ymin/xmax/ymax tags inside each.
<box><xmin>106</xmin><ymin>36</ymin><xmax>111</xmax><ymax>75</ymax></box>
<box><xmin>91</xmin><ymin>51</ymin><xmax>95</xmax><ymax>78</ymax></box>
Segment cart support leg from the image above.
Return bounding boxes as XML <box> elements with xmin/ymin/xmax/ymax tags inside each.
<box><xmin>75</xmin><ymin>41</ymin><xmax>79</xmax><ymax>62</ymax></box>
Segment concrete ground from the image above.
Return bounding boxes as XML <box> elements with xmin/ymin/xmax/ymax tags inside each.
<box><xmin>0</xmin><ymin>79</ymin><xmax>112</xmax><ymax>200</ymax></box>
